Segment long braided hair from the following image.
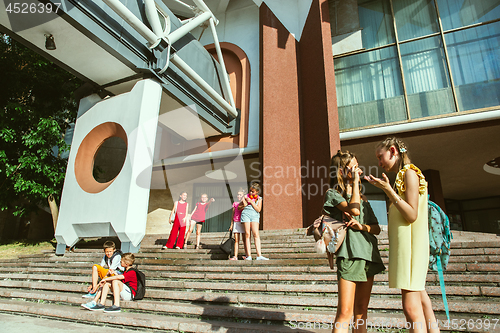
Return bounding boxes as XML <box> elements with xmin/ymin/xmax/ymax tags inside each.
<box><xmin>376</xmin><ymin>137</ymin><xmax>411</xmax><ymax>173</ymax></box>
<box><xmin>329</xmin><ymin>150</ymin><xmax>356</xmax><ymax>199</ymax></box>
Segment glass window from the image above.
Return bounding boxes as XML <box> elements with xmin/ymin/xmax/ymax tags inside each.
<box><xmin>358</xmin><ymin>0</ymin><xmax>395</xmax><ymax>48</ymax></box>
<box><xmin>335</xmin><ymin>47</ymin><xmax>406</xmax><ymax>129</ymax></box>
<box><xmin>400</xmin><ymin>36</ymin><xmax>456</xmax><ymax>118</ymax></box>
<box><xmin>446</xmin><ymin>21</ymin><xmax>500</xmax><ymax>111</ymax></box>
<box><xmin>393</xmin><ymin>0</ymin><xmax>439</xmax><ymax>41</ymax></box>
<box><xmin>438</xmin><ymin>0</ymin><xmax>500</xmax><ymax>31</ymax></box>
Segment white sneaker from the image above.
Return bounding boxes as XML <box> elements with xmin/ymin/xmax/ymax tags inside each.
<box><xmin>244</xmin><ymin>256</ymin><xmax>252</xmax><ymax>260</ymax></box>
<box><xmin>256</xmin><ymin>256</ymin><xmax>269</xmax><ymax>260</ymax></box>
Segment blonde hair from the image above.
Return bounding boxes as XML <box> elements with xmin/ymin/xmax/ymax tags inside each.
<box><xmin>376</xmin><ymin>137</ymin><xmax>411</xmax><ymax>173</ymax></box>
<box><xmin>329</xmin><ymin>150</ymin><xmax>356</xmax><ymax>197</ymax></box>
<box><xmin>121</xmin><ymin>253</ymin><xmax>135</xmax><ymax>266</ymax></box>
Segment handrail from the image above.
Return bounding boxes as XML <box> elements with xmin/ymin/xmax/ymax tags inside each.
<box><xmin>100</xmin><ymin>0</ymin><xmax>238</xmax><ymax>118</ymax></box>
<box><xmin>170</xmin><ymin>53</ymin><xmax>238</xmax><ymax>118</ymax></box>
<box><xmin>102</xmin><ymin>0</ymin><xmax>160</xmax><ymax>47</ymax></box>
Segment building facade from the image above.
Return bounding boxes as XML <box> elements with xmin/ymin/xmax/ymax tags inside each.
<box><xmin>1</xmin><ymin>0</ymin><xmax>498</xmax><ymax>247</ymax></box>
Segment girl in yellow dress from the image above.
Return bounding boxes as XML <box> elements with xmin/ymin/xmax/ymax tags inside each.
<box><xmin>365</xmin><ymin>137</ymin><xmax>439</xmax><ymax>333</ymax></box>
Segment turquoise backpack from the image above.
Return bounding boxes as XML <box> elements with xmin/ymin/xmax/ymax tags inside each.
<box><xmin>428</xmin><ymin>199</ymin><xmax>452</xmax><ymax>321</ymax></box>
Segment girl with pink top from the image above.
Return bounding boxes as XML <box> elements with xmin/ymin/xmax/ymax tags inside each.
<box><xmin>163</xmin><ymin>192</ymin><xmax>189</xmax><ymax>249</ymax></box>
<box><xmin>185</xmin><ymin>194</ymin><xmax>215</xmax><ymax>249</ymax></box>
<box><xmin>229</xmin><ymin>189</ymin><xmax>248</xmax><ymax>260</ymax></box>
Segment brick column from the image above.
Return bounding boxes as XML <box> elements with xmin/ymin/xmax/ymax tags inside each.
<box><xmin>423</xmin><ymin>169</ymin><xmax>446</xmax><ymax>212</ymax></box>
<box><xmin>260</xmin><ymin>4</ymin><xmax>303</xmax><ymax>230</ymax></box>
<box><xmin>298</xmin><ymin>0</ymin><xmax>340</xmax><ymax>225</ymax></box>
<box><xmin>260</xmin><ymin>1</ymin><xmax>340</xmax><ymax>230</ymax></box>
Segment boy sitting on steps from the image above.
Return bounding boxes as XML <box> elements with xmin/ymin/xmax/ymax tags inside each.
<box><xmin>82</xmin><ymin>240</ymin><xmax>124</xmax><ymax>298</ymax></box>
<box><xmin>81</xmin><ymin>253</ymin><xmax>138</xmax><ymax>313</ymax></box>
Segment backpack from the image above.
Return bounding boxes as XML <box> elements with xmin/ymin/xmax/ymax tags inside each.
<box><xmin>126</xmin><ymin>267</ymin><xmax>146</xmax><ymax>301</ymax></box>
<box><xmin>428</xmin><ymin>199</ymin><xmax>452</xmax><ymax>272</ymax></box>
<box><xmin>428</xmin><ymin>199</ymin><xmax>452</xmax><ymax>322</ymax></box>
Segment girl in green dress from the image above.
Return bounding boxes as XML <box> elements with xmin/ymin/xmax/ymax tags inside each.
<box><xmin>326</xmin><ymin>150</ymin><xmax>385</xmax><ymax>333</ymax></box>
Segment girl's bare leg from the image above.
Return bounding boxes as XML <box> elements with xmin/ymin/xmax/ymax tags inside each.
<box><xmin>333</xmin><ymin>277</ymin><xmax>356</xmax><ymax>333</ymax></box>
<box><xmin>421</xmin><ymin>290</ymin><xmax>440</xmax><ymax>333</ymax></box>
<box><xmin>233</xmin><ymin>233</ymin><xmax>240</xmax><ymax>258</ymax></box>
<box><xmin>242</xmin><ymin>231</ymin><xmax>249</xmax><ymax>257</ymax></box>
<box><xmin>243</xmin><ymin>222</ymin><xmax>252</xmax><ymax>257</ymax></box>
<box><xmin>195</xmin><ymin>223</ymin><xmax>203</xmax><ymax>247</ymax></box>
<box><xmin>184</xmin><ymin>223</ymin><xmax>194</xmax><ymax>247</ymax></box>
<box><xmin>352</xmin><ymin>276</ymin><xmax>375</xmax><ymax>333</ymax></box>
<box><xmin>402</xmin><ymin>289</ymin><xmax>426</xmax><ymax>333</ymax></box>
<box><xmin>250</xmin><ymin>222</ymin><xmax>262</xmax><ymax>257</ymax></box>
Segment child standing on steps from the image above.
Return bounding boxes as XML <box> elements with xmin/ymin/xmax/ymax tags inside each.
<box><xmin>229</xmin><ymin>189</ymin><xmax>248</xmax><ymax>260</ymax></box>
<box><xmin>240</xmin><ymin>182</ymin><xmax>268</xmax><ymax>261</ymax></box>
<box><xmin>185</xmin><ymin>194</ymin><xmax>215</xmax><ymax>249</ymax></box>
<box><xmin>163</xmin><ymin>192</ymin><xmax>189</xmax><ymax>249</ymax></box>
<box><xmin>81</xmin><ymin>253</ymin><xmax>137</xmax><ymax>313</ymax></box>
<box><xmin>365</xmin><ymin>137</ymin><xmax>439</xmax><ymax>333</ymax></box>
<box><xmin>82</xmin><ymin>240</ymin><xmax>124</xmax><ymax>299</ymax></box>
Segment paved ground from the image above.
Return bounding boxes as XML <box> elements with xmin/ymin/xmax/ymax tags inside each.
<box><xmin>0</xmin><ymin>312</ymin><xmax>157</xmax><ymax>333</ymax></box>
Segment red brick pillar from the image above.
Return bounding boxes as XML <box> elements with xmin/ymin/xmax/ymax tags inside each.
<box><xmin>423</xmin><ymin>169</ymin><xmax>446</xmax><ymax>212</ymax></box>
<box><xmin>260</xmin><ymin>1</ymin><xmax>340</xmax><ymax>230</ymax></box>
<box><xmin>298</xmin><ymin>0</ymin><xmax>340</xmax><ymax>225</ymax></box>
<box><xmin>260</xmin><ymin>3</ymin><xmax>304</xmax><ymax>230</ymax></box>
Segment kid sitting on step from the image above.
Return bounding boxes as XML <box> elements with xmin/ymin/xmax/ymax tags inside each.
<box><xmin>82</xmin><ymin>240</ymin><xmax>124</xmax><ymax>299</ymax></box>
<box><xmin>81</xmin><ymin>253</ymin><xmax>137</xmax><ymax>313</ymax></box>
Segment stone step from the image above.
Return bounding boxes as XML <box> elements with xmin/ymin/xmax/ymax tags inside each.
<box><xmin>2</xmin><ymin>296</ymin><xmax>499</xmax><ymax>333</ymax></box>
<box><xmin>1</xmin><ymin>269</ymin><xmax>499</xmax><ymax>289</ymax></box>
<box><xmin>2</xmin><ymin>258</ymin><xmax>500</xmax><ymax>278</ymax></box>
<box><xmin>1</xmin><ymin>276</ymin><xmax>498</xmax><ymax>308</ymax></box>
<box><xmin>0</xmin><ymin>298</ymin><xmax>316</xmax><ymax>333</ymax></box>
<box><xmin>1</xmin><ymin>287</ymin><xmax>499</xmax><ymax>329</ymax></box>
<box><xmin>8</xmin><ymin>245</ymin><xmax>500</xmax><ymax>262</ymax></box>
<box><xmin>1</xmin><ymin>270</ymin><xmax>499</xmax><ymax>295</ymax></box>
<box><xmin>1</xmin><ymin>229</ymin><xmax>500</xmax><ymax>332</ymax></box>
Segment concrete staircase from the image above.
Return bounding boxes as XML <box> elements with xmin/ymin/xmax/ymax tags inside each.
<box><xmin>0</xmin><ymin>229</ymin><xmax>499</xmax><ymax>332</ymax></box>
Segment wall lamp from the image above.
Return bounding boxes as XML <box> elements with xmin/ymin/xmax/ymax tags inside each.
<box><xmin>44</xmin><ymin>34</ymin><xmax>56</xmax><ymax>50</ymax></box>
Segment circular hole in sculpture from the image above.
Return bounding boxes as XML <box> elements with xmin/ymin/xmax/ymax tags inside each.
<box><xmin>93</xmin><ymin>136</ymin><xmax>127</xmax><ymax>183</ymax></box>
<box><xmin>74</xmin><ymin>122</ymin><xmax>128</xmax><ymax>194</ymax></box>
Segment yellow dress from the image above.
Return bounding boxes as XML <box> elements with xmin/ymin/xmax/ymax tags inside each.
<box><xmin>388</xmin><ymin>164</ymin><xmax>429</xmax><ymax>291</ymax></box>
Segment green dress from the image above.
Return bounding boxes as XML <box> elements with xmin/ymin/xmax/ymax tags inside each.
<box><xmin>323</xmin><ymin>189</ymin><xmax>385</xmax><ymax>282</ymax></box>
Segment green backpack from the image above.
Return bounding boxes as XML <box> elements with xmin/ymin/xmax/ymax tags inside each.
<box><xmin>428</xmin><ymin>199</ymin><xmax>452</xmax><ymax>321</ymax></box>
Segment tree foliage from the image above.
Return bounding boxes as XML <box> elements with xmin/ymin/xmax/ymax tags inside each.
<box><xmin>0</xmin><ymin>34</ymin><xmax>81</xmax><ymax>216</ymax></box>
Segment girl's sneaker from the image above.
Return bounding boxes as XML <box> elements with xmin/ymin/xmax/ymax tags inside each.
<box><xmin>82</xmin><ymin>291</ymin><xmax>96</xmax><ymax>298</ymax></box>
<box><xmin>256</xmin><ymin>256</ymin><xmax>269</xmax><ymax>260</ymax></box>
<box><xmin>244</xmin><ymin>256</ymin><xmax>252</xmax><ymax>260</ymax></box>
<box><xmin>229</xmin><ymin>256</ymin><xmax>238</xmax><ymax>260</ymax></box>
<box><xmin>81</xmin><ymin>300</ymin><xmax>96</xmax><ymax>310</ymax></box>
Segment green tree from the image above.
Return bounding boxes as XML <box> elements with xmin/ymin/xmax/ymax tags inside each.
<box><xmin>0</xmin><ymin>34</ymin><xmax>81</xmax><ymax>218</ymax></box>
